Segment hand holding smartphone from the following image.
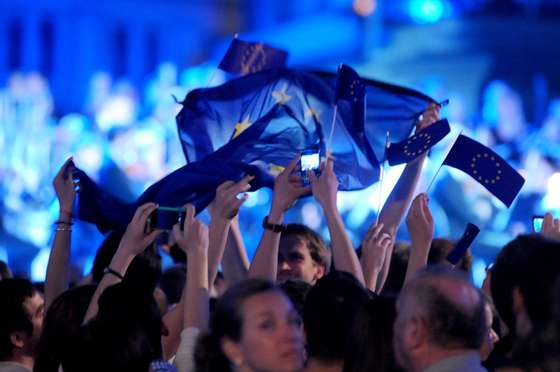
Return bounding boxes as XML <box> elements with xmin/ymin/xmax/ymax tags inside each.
<box><xmin>532</xmin><ymin>215</ymin><xmax>544</xmax><ymax>232</ymax></box>
<box><xmin>146</xmin><ymin>206</ymin><xmax>186</xmax><ymax>233</ymax></box>
<box><xmin>299</xmin><ymin>149</ymin><xmax>321</xmax><ymax>186</ymax></box>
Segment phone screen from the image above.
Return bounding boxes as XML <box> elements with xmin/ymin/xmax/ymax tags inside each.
<box><xmin>148</xmin><ymin>207</ymin><xmax>186</xmax><ymax>231</ymax></box>
<box><xmin>300</xmin><ymin>152</ymin><xmax>320</xmax><ymax>171</ymax></box>
<box><xmin>533</xmin><ymin>216</ymin><xmax>544</xmax><ymax>232</ymax></box>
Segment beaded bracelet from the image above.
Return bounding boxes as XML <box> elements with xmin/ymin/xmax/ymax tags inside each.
<box><xmin>55</xmin><ymin>226</ymin><xmax>72</xmax><ymax>232</ymax></box>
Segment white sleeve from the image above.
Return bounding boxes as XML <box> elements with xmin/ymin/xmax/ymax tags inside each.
<box><xmin>172</xmin><ymin>327</ymin><xmax>201</xmax><ymax>372</ymax></box>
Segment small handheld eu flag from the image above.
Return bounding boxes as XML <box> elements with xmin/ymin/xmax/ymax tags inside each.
<box><xmin>218</xmin><ymin>38</ymin><xmax>288</xmax><ymax>76</ymax></box>
<box><xmin>446</xmin><ymin>223</ymin><xmax>480</xmax><ymax>265</ymax></box>
<box><xmin>442</xmin><ymin>135</ymin><xmax>525</xmax><ymax>208</ymax></box>
<box><xmin>385</xmin><ymin>119</ymin><xmax>451</xmax><ymax>165</ymax></box>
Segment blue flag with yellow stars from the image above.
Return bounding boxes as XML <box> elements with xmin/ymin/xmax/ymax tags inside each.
<box><xmin>178</xmin><ymin>68</ymin><xmax>382</xmax><ymax>190</ymax></box>
<box><xmin>385</xmin><ymin>119</ymin><xmax>451</xmax><ymax>165</ymax></box>
<box><xmin>443</xmin><ymin>135</ymin><xmax>525</xmax><ymax>208</ymax></box>
<box><xmin>446</xmin><ymin>223</ymin><xmax>480</xmax><ymax>265</ymax></box>
<box><xmin>218</xmin><ymin>38</ymin><xmax>288</xmax><ymax>75</ymax></box>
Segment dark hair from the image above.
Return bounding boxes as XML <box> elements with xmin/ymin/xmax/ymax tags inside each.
<box><xmin>491</xmin><ymin>234</ymin><xmax>560</xmax><ymax>333</ymax></box>
<box><xmin>159</xmin><ymin>264</ymin><xmax>186</xmax><ymax>305</ymax></box>
<box><xmin>0</xmin><ymin>278</ymin><xmax>36</xmax><ymax>360</ymax></box>
<box><xmin>404</xmin><ymin>267</ymin><xmax>486</xmax><ymax>350</ymax></box>
<box><xmin>304</xmin><ymin>271</ymin><xmax>370</xmax><ymax>361</ymax></box>
<box><xmin>62</xmin><ymin>281</ymin><xmax>163</xmax><ymax>372</ymax></box>
<box><xmin>343</xmin><ymin>296</ymin><xmax>402</xmax><ymax>372</ymax></box>
<box><xmin>280</xmin><ymin>279</ymin><xmax>311</xmax><ymax>318</ymax></box>
<box><xmin>282</xmin><ymin>224</ymin><xmax>331</xmax><ymax>270</ymax></box>
<box><xmin>428</xmin><ymin>238</ymin><xmax>473</xmax><ymax>273</ymax></box>
<box><xmin>91</xmin><ymin>231</ymin><xmax>123</xmax><ymax>283</ymax></box>
<box><xmin>195</xmin><ymin>279</ymin><xmax>281</xmax><ymax>372</ymax></box>
<box><xmin>34</xmin><ymin>284</ymin><xmax>96</xmax><ymax>372</ymax></box>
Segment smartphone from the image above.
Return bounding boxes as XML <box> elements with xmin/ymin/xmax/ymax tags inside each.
<box><xmin>300</xmin><ymin>150</ymin><xmax>320</xmax><ymax>186</ymax></box>
<box><xmin>146</xmin><ymin>207</ymin><xmax>186</xmax><ymax>232</ymax></box>
<box><xmin>533</xmin><ymin>215</ymin><xmax>544</xmax><ymax>232</ymax></box>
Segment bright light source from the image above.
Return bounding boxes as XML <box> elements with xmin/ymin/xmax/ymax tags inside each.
<box><xmin>353</xmin><ymin>0</ymin><xmax>376</xmax><ymax>17</ymax></box>
<box><xmin>409</xmin><ymin>0</ymin><xmax>445</xmax><ymax>24</ymax></box>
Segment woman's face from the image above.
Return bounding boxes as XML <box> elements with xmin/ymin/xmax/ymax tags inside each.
<box><xmin>229</xmin><ymin>291</ymin><xmax>305</xmax><ymax>372</ymax></box>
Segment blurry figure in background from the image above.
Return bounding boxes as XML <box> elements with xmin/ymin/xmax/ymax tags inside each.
<box><xmin>0</xmin><ymin>260</ymin><xmax>13</xmax><ymax>280</ymax></box>
<box><xmin>83</xmin><ymin>72</ymin><xmax>112</xmax><ymax>118</ymax></box>
<box><xmin>0</xmin><ymin>73</ymin><xmax>57</xmax><ymax>273</ymax></box>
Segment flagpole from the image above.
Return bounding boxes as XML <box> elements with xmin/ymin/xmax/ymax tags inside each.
<box><xmin>206</xmin><ymin>33</ymin><xmax>239</xmax><ymax>88</ymax></box>
<box><xmin>326</xmin><ymin>105</ymin><xmax>338</xmax><ymax>151</ymax></box>
<box><xmin>376</xmin><ymin>131</ymin><xmax>390</xmax><ymax>223</ymax></box>
<box><xmin>425</xmin><ymin>129</ymin><xmax>463</xmax><ymax>194</ymax></box>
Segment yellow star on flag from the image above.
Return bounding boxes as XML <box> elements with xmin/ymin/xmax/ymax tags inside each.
<box><xmin>233</xmin><ymin>116</ymin><xmax>252</xmax><ymax>138</ymax></box>
<box><xmin>272</xmin><ymin>86</ymin><xmax>292</xmax><ymax>105</ymax></box>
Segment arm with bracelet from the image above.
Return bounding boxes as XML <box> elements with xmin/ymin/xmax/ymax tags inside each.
<box><xmin>83</xmin><ymin>203</ymin><xmax>162</xmax><ymax>323</ymax></box>
<box><xmin>44</xmin><ymin>157</ymin><xmax>76</xmax><ymax>310</ymax></box>
<box><xmin>248</xmin><ymin>155</ymin><xmax>308</xmax><ymax>280</ymax></box>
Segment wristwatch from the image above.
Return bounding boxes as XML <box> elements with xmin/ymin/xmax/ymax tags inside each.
<box><xmin>262</xmin><ymin>216</ymin><xmax>286</xmax><ymax>233</ymax></box>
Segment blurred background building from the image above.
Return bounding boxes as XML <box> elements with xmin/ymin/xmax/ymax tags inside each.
<box><xmin>1</xmin><ymin>0</ymin><xmax>560</xmax><ymax>285</ymax></box>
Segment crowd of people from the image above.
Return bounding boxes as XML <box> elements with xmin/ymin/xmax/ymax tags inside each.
<box><xmin>1</xmin><ymin>66</ymin><xmax>560</xmax><ymax>278</ymax></box>
<box><xmin>1</xmin><ymin>103</ymin><xmax>559</xmax><ymax>372</ymax></box>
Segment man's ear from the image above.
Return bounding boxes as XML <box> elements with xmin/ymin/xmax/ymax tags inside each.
<box><xmin>314</xmin><ymin>264</ymin><xmax>326</xmax><ymax>281</ymax></box>
<box><xmin>10</xmin><ymin>331</ymin><xmax>26</xmax><ymax>349</ymax></box>
<box><xmin>221</xmin><ymin>337</ymin><xmax>244</xmax><ymax>369</ymax></box>
<box><xmin>404</xmin><ymin>316</ymin><xmax>428</xmax><ymax>352</ymax></box>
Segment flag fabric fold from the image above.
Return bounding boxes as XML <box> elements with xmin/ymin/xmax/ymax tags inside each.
<box><xmin>443</xmin><ymin>134</ymin><xmax>525</xmax><ymax>208</ymax></box>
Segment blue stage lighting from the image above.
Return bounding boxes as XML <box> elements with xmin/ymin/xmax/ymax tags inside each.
<box><xmin>409</xmin><ymin>0</ymin><xmax>445</xmax><ymax>24</ymax></box>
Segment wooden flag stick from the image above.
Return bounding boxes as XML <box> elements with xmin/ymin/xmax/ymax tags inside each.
<box><xmin>426</xmin><ymin>129</ymin><xmax>463</xmax><ymax>194</ymax></box>
<box><xmin>376</xmin><ymin>131</ymin><xmax>390</xmax><ymax>223</ymax></box>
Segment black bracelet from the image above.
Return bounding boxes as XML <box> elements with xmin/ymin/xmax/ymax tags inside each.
<box><xmin>262</xmin><ymin>216</ymin><xmax>287</xmax><ymax>233</ymax></box>
<box><xmin>54</xmin><ymin>220</ymin><xmax>74</xmax><ymax>225</ymax></box>
<box><xmin>103</xmin><ymin>267</ymin><xmax>124</xmax><ymax>280</ymax></box>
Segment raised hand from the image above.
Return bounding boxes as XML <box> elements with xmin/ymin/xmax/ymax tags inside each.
<box><xmin>362</xmin><ymin>222</ymin><xmax>393</xmax><ymax>273</ymax></box>
<box><xmin>416</xmin><ymin>103</ymin><xmax>441</xmax><ymax>131</ymax></box>
<box><xmin>119</xmin><ymin>203</ymin><xmax>162</xmax><ymax>255</ymax></box>
<box><xmin>208</xmin><ymin>175</ymin><xmax>253</xmax><ymax>221</ymax></box>
<box><xmin>542</xmin><ymin>213</ymin><xmax>560</xmax><ymax>241</ymax></box>
<box><xmin>308</xmin><ymin>157</ymin><xmax>338</xmax><ymax>211</ymax></box>
<box><xmin>173</xmin><ymin>204</ymin><xmax>209</xmax><ymax>255</ymax></box>
<box><xmin>406</xmin><ymin>193</ymin><xmax>434</xmax><ymax>250</ymax></box>
<box><xmin>53</xmin><ymin>157</ymin><xmax>76</xmax><ymax>220</ymax></box>
<box><xmin>270</xmin><ymin>155</ymin><xmax>310</xmax><ymax>215</ymax></box>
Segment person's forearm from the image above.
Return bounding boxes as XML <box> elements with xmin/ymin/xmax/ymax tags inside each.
<box><xmin>361</xmin><ymin>256</ymin><xmax>381</xmax><ymax>292</ymax></box>
<box><xmin>185</xmin><ymin>248</ymin><xmax>209</xmax><ymax>330</ymax></box>
<box><xmin>208</xmin><ymin>217</ymin><xmax>231</xmax><ymax>285</ymax></box>
<box><xmin>375</xmin><ymin>243</ymin><xmax>394</xmax><ymax>293</ymax></box>
<box><xmin>403</xmin><ymin>241</ymin><xmax>431</xmax><ymax>285</ymax></box>
<box><xmin>248</xmin><ymin>206</ymin><xmax>284</xmax><ymax>280</ymax></box>
<box><xmin>222</xmin><ymin>220</ymin><xmax>249</xmax><ymax>284</ymax></box>
<box><xmin>44</xmin><ymin>213</ymin><xmax>72</xmax><ymax>309</ymax></box>
<box><xmin>162</xmin><ymin>294</ymin><xmax>185</xmax><ymax>360</ymax></box>
<box><xmin>375</xmin><ymin>154</ymin><xmax>426</xmax><ymax>290</ymax></box>
<box><xmin>323</xmin><ymin>204</ymin><xmax>365</xmax><ymax>285</ymax></box>
<box><xmin>83</xmin><ymin>248</ymin><xmax>134</xmax><ymax>323</ymax></box>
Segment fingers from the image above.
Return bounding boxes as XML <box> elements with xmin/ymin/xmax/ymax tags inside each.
<box><xmin>144</xmin><ymin>229</ymin><xmax>163</xmax><ymax>244</ymax></box>
<box><xmin>543</xmin><ymin>213</ymin><xmax>554</xmax><ymax>231</ymax></box>
<box><xmin>365</xmin><ymin>222</ymin><xmax>384</xmax><ymax>241</ymax></box>
<box><xmin>185</xmin><ymin>204</ymin><xmax>195</xmax><ymax>224</ymax></box>
<box><xmin>134</xmin><ymin>202</ymin><xmax>158</xmax><ymax>225</ymax></box>
<box><xmin>55</xmin><ymin>157</ymin><xmax>74</xmax><ymax>181</ymax></box>
<box><xmin>284</xmin><ymin>154</ymin><xmax>302</xmax><ymax>174</ymax></box>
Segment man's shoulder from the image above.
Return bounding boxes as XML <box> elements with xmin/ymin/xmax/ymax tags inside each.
<box><xmin>424</xmin><ymin>353</ymin><xmax>487</xmax><ymax>372</ymax></box>
<box><xmin>0</xmin><ymin>362</ymin><xmax>31</xmax><ymax>372</ymax></box>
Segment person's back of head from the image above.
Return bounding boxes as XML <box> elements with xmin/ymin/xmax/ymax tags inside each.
<box><xmin>343</xmin><ymin>296</ymin><xmax>401</xmax><ymax>372</ymax></box>
<box><xmin>0</xmin><ymin>278</ymin><xmax>44</xmax><ymax>365</ymax></box>
<box><xmin>304</xmin><ymin>271</ymin><xmax>370</xmax><ymax>363</ymax></box>
<box><xmin>159</xmin><ymin>264</ymin><xmax>186</xmax><ymax>306</ymax></box>
<box><xmin>381</xmin><ymin>242</ymin><xmax>409</xmax><ymax>297</ymax></box>
<box><xmin>394</xmin><ymin>266</ymin><xmax>485</xmax><ymax>371</ymax></box>
<box><xmin>280</xmin><ymin>279</ymin><xmax>311</xmax><ymax>318</ymax></box>
<box><xmin>491</xmin><ymin>234</ymin><xmax>560</xmax><ymax>339</ymax></box>
<box><xmin>34</xmin><ymin>284</ymin><xmax>96</xmax><ymax>372</ymax></box>
<box><xmin>0</xmin><ymin>260</ymin><xmax>13</xmax><ymax>280</ymax></box>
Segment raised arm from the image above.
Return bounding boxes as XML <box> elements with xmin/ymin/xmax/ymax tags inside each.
<box><xmin>309</xmin><ymin>158</ymin><xmax>365</xmax><ymax>284</ymax></box>
<box><xmin>248</xmin><ymin>155</ymin><xmax>309</xmax><ymax>280</ymax></box>
<box><xmin>83</xmin><ymin>203</ymin><xmax>161</xmax><ymax>323</ymax></box>
<box><xmin>403</xmin><ymin>193</ymin><xmax>434</xmax><ymax>284</ymax></box>
<box><xmin>44</xmin><ymin>157</ymin><xmax>76</xmax><ymax>309</ymax></box>
<box><xmin>360</xmin><ymin>222</ymin><xmax>393</xmax><ymax>292</ymax></box>
<box><xmin>221</xmin><ymin>216</ymin><xmax>250</xmax><ymax>284</ymax></box>
<box><xmin>373</xmin><ymin>103</ymin><xmax>440</xmax><ymax>292</ymax></box>
<box><xmin>207</xmin><ymin>175</ymin><xmax>252</xmax><ymax>285</ymax></box>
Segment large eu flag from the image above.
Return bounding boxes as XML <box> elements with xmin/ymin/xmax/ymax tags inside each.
<box><xmin>443</xmin><ymin>135</ymin><xmax>525</xmax><ymax>208</ymax></box>
<box><xmin>385</xmin><ymin>119</ymin><xmax>451</xmax><ymax>165</ymax></box>
<box><xmin>177</xmin><ymin>67</ymin><xmax>436</xmax><ymax>187</ymax></box>
<box><xmin>218</xmin><ymin>38</ymin><xmax>288</xmax><ymax>75</ymax></box>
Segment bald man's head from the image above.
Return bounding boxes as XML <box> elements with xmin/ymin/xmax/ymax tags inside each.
<box><xmin>396</xmin><ymin>266</ymin><xmax>486</xmax><ymax>350</ymax></box>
